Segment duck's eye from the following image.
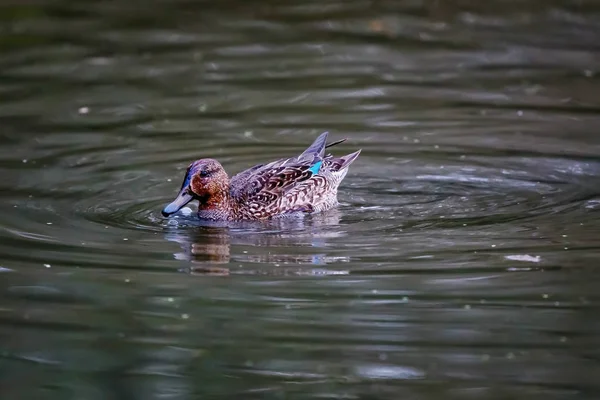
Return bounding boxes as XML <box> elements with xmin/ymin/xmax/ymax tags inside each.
<box><xmin>200</xmin><ymin>170</ymin><xmax>209</xmax><ymax>177</ymax></box>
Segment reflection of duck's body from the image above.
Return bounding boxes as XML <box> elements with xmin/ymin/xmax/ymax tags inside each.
<box><xmin>162</xmin><ymin>132</ymin><xmax>360</xmax><ymax>221</ymax></box>
<box><xmin>165</xmin><ymin>209</ymin><xmax>350</xmax><ymax>271</ymax></box>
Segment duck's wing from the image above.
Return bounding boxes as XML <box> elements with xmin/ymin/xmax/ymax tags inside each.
<box><xmin>230</xmin><ymin>132</ymin><xmax>331</xmax><ymax>207</ymax></box>
<box><xmin>250</xmin><ymin>149</ymin><xmax>361</xmax><ymax>216</ymax></box>
<box><xmin>296</xmin><ymin>131</ymin><xmax>329</xmax><ymax>161</ymax></box>
<box><xmin>231</xmin><ymin>156</ymin><xmax>321</xmax><ymax>204</ymax></box>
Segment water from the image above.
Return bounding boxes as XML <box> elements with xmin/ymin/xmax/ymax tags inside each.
<box><xmin>1</xmin><ymin>0</ymin><xmax>600</xmax><ymax>398</ymax></box>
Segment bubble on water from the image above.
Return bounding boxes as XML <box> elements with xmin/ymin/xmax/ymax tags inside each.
<box><xmin>44</xmin><ymin>264</ymin><xmax>51</xmax><ymax>268</ymax></box>
<box><xmin>181</xmin><ymin>207</ymin><xmax>192</xmax><ymax>216</ymax></box>
<box><xmin>78</xmin><ymin>106</ymin><xmax>90</xmax><ymax>114</ymax></box>
<box><xmin>505</xmin><ymin>254</ymin><xmax>540</xmax><ymax>263</ymax></box>
<box><xmin>507</xmin><ymin>267</ymin><xmax>532</xmax><ymax>272</ymax></box>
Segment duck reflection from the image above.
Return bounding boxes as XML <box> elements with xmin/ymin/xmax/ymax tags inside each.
<box><xmin>163</xmin><ymin>209</ymin><xmax>350</xmax><ymax>275</ymax></box>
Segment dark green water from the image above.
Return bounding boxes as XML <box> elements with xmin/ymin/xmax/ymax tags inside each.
<box><xmin>1</xmin><ymin>0</ymin><xmax>600</xmax><ymax>399</ymax></box>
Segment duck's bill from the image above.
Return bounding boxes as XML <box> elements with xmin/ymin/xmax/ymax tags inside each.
<box><xmin>161</xmin><ymin>190</ymin><xmax>193</xmax><ymax>217</ymax></box>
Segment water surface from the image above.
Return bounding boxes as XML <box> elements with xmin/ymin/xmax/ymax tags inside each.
<box><xmin>1</xmin><ymin>1</ymin><xmax>599</xmax><ymax>399</ymax></box>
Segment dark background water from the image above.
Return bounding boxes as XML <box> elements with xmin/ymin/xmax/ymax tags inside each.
<box><xmin>1</xmin><ymin>0</ymin><xmax>600</xmax><ymax>399</ymax></box>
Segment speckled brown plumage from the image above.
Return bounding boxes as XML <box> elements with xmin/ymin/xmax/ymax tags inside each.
<box><xmin>162</xmin><ymin>132</ymin><xmax>360</xmax><ymax>221</ymax></box>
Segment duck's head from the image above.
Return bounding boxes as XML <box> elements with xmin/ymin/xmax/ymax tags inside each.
<box><xmin>162</xmin><ymin>159</ymin><xmax>230</xmax><ymax>217</ymax></box>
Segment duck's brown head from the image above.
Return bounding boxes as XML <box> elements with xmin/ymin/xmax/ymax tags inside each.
<box><xmin>162</xmin><ymin>159</ymin><xmax>230</xmax><ymax>217</ymax></box>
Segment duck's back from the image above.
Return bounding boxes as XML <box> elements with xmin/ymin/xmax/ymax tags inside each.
<box><xmin>229</xmin><ymin>132</ymin><xmax>360</xmax><ymax>220</ymax></box>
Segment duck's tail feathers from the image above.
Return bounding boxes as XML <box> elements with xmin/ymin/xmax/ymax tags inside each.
<box><xmin>338</xmin><ymin>149</ymin><xmax>361</xmax><ymax>170</ymax></box>
<box><xmin>325</xmin><ymin>137</ymin><xmax>347</xmax><ymax>149</ymax></box>
<box><xmin>298</xmin><ymin>131</ymin><xmax>329</xmax><ymax>161</ymax></box>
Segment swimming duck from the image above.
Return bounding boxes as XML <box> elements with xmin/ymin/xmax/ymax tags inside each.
<box><xmin>161</xmin><ymin>132</ymin><xmax>360</xmax><ymax>220</ymax></box>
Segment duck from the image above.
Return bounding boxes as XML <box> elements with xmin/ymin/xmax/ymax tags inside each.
<box><xmin>161</xmin><ymin>132</ymin><xmax>361</xmax><ymax>221</ymax></box>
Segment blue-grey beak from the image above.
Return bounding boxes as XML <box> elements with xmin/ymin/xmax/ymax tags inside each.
<box><xmin>162</xmin><ymin>189</ymin><xmax>193</xmax><ymax>217</ymax></box>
